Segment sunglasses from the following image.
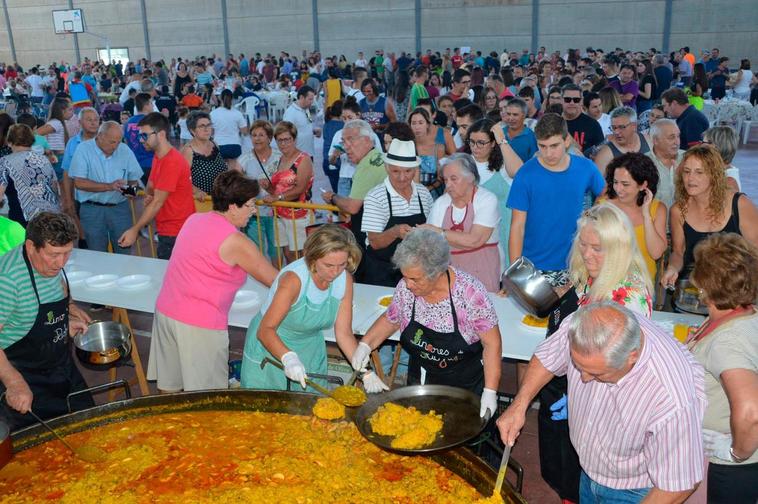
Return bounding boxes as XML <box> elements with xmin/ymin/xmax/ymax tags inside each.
<box><xmin>563</xmin><ymin>97</ymin><xmax>582</xmax><ymax>103</ymax></box>
<box><xmin>138</xmin><ymin>131</ymin><xmax>158</xmax><ymax>142</ymax></box>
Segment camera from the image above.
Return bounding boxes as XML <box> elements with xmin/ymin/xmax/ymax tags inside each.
<box><xmin>120</xmin><ymin>185</ymin><xmax>138</xmax><ymax>197</ymax></box>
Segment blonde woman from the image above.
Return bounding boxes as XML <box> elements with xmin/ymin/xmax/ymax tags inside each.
<box><xmin>240</xmin><ymin>225</ymin><xmax>366</xmax><ymax>391</ymax></box>
<box><xmin>538</xmin><ymin>202</ymin><xmax>653</xmax><ymax>503</ymax></box>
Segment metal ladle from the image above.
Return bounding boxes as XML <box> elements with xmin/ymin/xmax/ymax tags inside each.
<box><xmin>260</xmin><ymin>357</ymin><xmax>366</xmax><ymax>407</ymax></box>
<box><xmin>27</xmin><ymin>409</ymin><xmax>105</xmax><ymax>463</ymax></box>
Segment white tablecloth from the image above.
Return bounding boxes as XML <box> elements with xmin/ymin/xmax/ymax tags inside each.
<box><xmin>66</xmin><ymin>249</ymin><xmax>704</xmax><ymax>362</ymax></box>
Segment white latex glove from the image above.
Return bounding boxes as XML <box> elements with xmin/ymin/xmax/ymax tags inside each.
<box><xmin>480</xmin><ymin>388</ymin><xmax>498</xmax><ymax>419</ymax></box>
<box><xmin>703</xmin><ymin>428</ymin><xmax>733</xmax><ymax>462</ymax></box>
<box><xmin>362</xmin><ymin>371</ymin><xmax>389</xmax><ymax>393</ymax></box>
<box><xmin>281</xmin><ymin>351</ymin><xmax>307</xmax><ymax>389</ymax></box>
<box><xmin>351</xmin><ymin>342</ymin><xmax>372</xmax><ymax>372</ymax></box>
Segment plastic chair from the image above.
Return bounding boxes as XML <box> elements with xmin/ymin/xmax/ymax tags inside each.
<box><xmin>267</xmin><ymin>92</ymin><xmax>290</xmax><ymax>123</ymax></box>
<box><xmin>234</xmin><ymin>96</ymin><xmax>260</xmax><ymax>127</ymax></box>
<box><xmin>740</xmin><ymin>105</ymin><xmax>758</xmax><ymax>144</ymax></box>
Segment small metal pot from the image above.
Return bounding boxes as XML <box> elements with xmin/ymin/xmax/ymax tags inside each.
<box><xmin>502</xmin><ymin>256</ymin><xmax>559</xmax><ymax>318</ymax></box>
<box><xmin>0</xmin><ymin>419</ymin><xmax>12</xmax><ymax>470</ymax></box>
<box><xmin>73</xmin><ymin>321</ymin><xmax>132</xmax><ymax>366</ymax></box>
<box><xmin>673</xmin><ymin>279</ymin><xmax>708</xmax><ymax>316</ymax></box>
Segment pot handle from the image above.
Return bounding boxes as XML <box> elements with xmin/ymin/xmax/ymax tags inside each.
<box><xmin>66</xmin><ymin>379</ymin><xmax>132</xmax><ymax>412</ymax></box>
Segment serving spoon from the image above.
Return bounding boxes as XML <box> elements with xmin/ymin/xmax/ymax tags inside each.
<box><xmin>27</xmin><ymin>409</ymin><xmax>105</xmax><ymax>464</ymax></box>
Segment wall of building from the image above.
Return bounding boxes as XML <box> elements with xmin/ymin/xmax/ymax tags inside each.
<box><xmin>1</xmin><ymin>0</ymin><xmax>756</xmax><ymax>67</ymax></box>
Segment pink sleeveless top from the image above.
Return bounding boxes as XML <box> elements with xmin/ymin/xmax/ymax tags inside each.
<box><xmin>156</xmin><ymin>212</ymin><xmax>247</xmax><ymax>329</ymax></box>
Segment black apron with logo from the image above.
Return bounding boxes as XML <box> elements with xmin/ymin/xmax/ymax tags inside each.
<box><xmin>537</xmin><ymin>288</ymin><xmax>581</xmax><ymax>502</ymax></box>
<box><xmin>362</xmin><ymin>189</ymin><xmax>426</xmax><ymax>287</ymax></box>
<box><xmin>0</xmin><ymin>248</ymin><xmax>94</xmax><ymax>430</ymax></box>
<box><xmin>401</xmin><ymin>270</ymin><xmax>485</xmax><ymax>395</ymax></box>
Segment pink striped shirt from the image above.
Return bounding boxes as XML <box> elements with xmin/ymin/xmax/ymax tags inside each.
<box><xmin>535</xmin><ymin>313</ymin><xmax>706</xmax><ymax>492</ymax></box>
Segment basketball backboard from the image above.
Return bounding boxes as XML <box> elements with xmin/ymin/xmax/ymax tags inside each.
<box><xmin>52</xmin><ymin>9</ymin><xmax>84</xmax><ymax>34</ymax></box>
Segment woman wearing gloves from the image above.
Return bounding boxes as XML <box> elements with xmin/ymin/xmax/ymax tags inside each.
<box><xmin>537</xmin><ymin>203</ymin><xmax>653</xmax><ymax>503</ymax></box>
<box><xmin>687</xmin><ymin>233</ymin><xmax>758</xmax><ymax>504</ymax></box>
<box><xmin>350</xmin><ymin>228</ymin><xmax>502</xmax><ymax>418</ymax></box>
<box><xmin>240</xmin><ymin>225</ymin><xmax>364</xmax><ymax>391</ymax></box>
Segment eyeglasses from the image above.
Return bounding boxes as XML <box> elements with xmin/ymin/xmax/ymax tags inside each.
<box><xmin>468</xmin><ymin>139</ymin><xmax>492</xmax><ymax>148</ymax></box>
<box><xmin>195</xmin><ymin>123</ymin><xmax>213</xmax><ymax>130</ymax></box>
<box><xmin>276</xmin><ymin>137</ymin><xmax>294</xmax><ymax>144</ymax></box>
<box><xmin>611</xmin><ymin>123</ymin><xmax>633</xmax><ymax>131</ymax></box>
<box><xmin>138</xmin><ymin>130</ymin><xmax>158</xmax><ymax>142</ymax></box>
<box><xmin>563</xmin><ymin>97</ymin><xmax>582</xmax><ymax>103</ymax></box>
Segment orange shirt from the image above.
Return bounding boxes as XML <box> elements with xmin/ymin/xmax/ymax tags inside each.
<box><xmin>181</xmin><ymin>94</ymin><xmax>204</xmax><ymax>109</ymax></box>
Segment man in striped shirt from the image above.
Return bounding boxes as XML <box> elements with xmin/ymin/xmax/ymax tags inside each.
<box><xmin>498</xmin><ymin>303</ymin><xmax>705</xmax><ymax>503</ymax></box>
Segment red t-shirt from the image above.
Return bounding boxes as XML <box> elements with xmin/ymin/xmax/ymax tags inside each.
<box><xmin>180</xmin><ymin>94</ymin><xmax>204</xmax><ymax>109</ymax></box>
<box><xmin>451</xmin><ymin>55</ymin><xmax>463</xmax><ymax>69</ymax></box>
<box><xmin>149</xmin><ymin>148</ymin><xmax>195</xmax><ymax>236</ymax></box>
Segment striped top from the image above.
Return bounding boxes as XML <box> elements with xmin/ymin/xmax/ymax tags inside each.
<box><xmin>0</xmin><ymin>245</ymin><xmax>66</xmax><ymax>349</ymax></box>
<box><xmin>535</xmin><ymin>312</ymin><xmax>705</xmax><ymax>492</ymax></box>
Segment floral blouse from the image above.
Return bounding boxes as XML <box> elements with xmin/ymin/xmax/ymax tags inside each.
<box><xmin>385</xmin><ymin>268</ymin><xmax>498</xmax><ymax>345</ymax></box>
<box><xmin>577</xmin><ymin>269</ymin><xmax>653</xmax><ymax>317</ymax></box>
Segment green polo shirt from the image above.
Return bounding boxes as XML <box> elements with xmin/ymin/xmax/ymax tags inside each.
<box><xmin>0</xmin><ymin>245</ymin><xmax>66</xmax><ymax>349</ymax></box>
<box><xmin>0</xmin><ymin>217</ymin><xmax>25</xmax><ymax>256</ymax></box>
<box><xmin>349</xmin><ymin>149</ymin><xmax>386</xmax><ymax>201</ymax></box>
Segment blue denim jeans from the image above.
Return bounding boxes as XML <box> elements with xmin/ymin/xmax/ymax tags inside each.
<box><xmin>79</xmin><ymin>201</ymin><xmax>133</xmax><ymax>254</ymax></box>
<box><xmin>579</xmin><ymin>471</ymin><xmax>650</xmax><ymax>503</ymax></box>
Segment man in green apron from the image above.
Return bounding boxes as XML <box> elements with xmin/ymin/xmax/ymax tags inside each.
<box><xmin>0</xmin><ymin>212</ymin><xmax>94</xmax><ymax>430</ymax></box>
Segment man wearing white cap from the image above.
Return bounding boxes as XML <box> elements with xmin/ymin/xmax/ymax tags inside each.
<box><xmin>360</xmin><ymin>139</ymin><xmax>434</xmax><ymax>287</ymax></box>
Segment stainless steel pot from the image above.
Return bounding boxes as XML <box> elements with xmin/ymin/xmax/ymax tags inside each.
<box><xmin>0</xmin><ymin>419</ymin><xmax>11</xmax><ymax>470</ymax></box>
<box><xmin>502</xmin><ymin>256</ymin><xmax>559</xmax><ymax>318</ymax></box>
<box><xmin>9</xmin><ymin>390</ymin><xmax>526</xmax><ymax>503</ymax></box>
<box><xmin>673</xmin><ymin>279</ymin><xmax>708</xmax><ymax>316</ymax></box>
<box><xmin>73</xmin><ymin>321</ymin><xmax>132</xmax><ymax>366</ymax></box>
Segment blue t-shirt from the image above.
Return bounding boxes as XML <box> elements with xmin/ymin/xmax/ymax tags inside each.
<box><xmin>503</xmin><ymin>126</ymin><xmax>538</xmax><ymax>162</ymax></box>
<box><xmin>506</xmin><ymin>155</ymin><xmax>606</xmax><ymax>271</ymax></box>
<box><xmin>123</xmin><ymin>114</ymin><xmax>154</xmax><ymax>168</ymax></box>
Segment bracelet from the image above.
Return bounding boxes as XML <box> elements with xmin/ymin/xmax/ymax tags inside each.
<box><xmin>730</xmin><ymin>446</ymin><xmax>749</xmax><ymax>463</ymax></box>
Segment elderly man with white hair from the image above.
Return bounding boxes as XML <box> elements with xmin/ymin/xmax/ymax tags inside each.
<box><xmin>497</xmin><ymin>302</ymin><xmax>705</xmax><ymax>503</ymax></box>
<box><xmin>323</xmin><ymin>119</ymin><xmax>386</xmax><ymax>272</ymax></box>
<box><xmin>646</xmin><ymin>118</ymin><xmax>685</xmax><ymax>209</ymax></box>
<box><xmin>593</xmin><ymin>106</ymin><xmax>652</xmax><ymax>177</ymax></box>
<box><xmin>360</xmin><ymin>139</ymin><xmax>434</xmax><ymax>287</ymax></box>
<box><xmin>69</xmin><ymin>120</ymin><xmax>142</xmax><ymax>253</ymax></box>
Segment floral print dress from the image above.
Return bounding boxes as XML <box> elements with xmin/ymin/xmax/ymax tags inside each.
<box><xmin>577</xmin><ymin>269</ymin><xmax>653</xmax><ymax>317</ymax></box>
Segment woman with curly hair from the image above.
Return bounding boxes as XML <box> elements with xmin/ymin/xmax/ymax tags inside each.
<box><xmin>661</xmin><ymin>145</ymin><xmax>758</xmax><ymax>288</ymax></box>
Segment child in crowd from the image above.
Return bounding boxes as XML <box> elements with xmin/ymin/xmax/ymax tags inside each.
<box><xmin>177</xmin><ymin>106</ymin><xmax>192</xmax><ymax>145</ymax></box>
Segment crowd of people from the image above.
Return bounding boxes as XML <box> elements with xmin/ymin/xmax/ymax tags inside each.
<box><xmin>0</xmin><ymin>43</ymin><xmax>757</xmax><ymax>504</ymax></box>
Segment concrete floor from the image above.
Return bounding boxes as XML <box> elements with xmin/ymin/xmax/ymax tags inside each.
<box><xmin>74</xmin><ymin>141</ymin><xmax>758</xmax><ymax>503</ymax></box>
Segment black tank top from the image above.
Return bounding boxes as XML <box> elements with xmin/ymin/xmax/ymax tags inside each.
<box><xmin>682</xmin><ymin>192</ymin><xmax>742</xmax><ymax>272</ymax></box>
<box><xmin>607</xmin><ymin>133</ymin><xmax>651</xmax><ymax>157</ymax></box>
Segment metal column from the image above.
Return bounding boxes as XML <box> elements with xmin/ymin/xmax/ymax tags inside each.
<box><xmin>662</xmin><ymin>0</ymin><xmax>673</xmax><ymax>53</ymax></box>
<box><xmin>531</xmin><ymin>0</ymin><xmax>539</xmax><ymax>54</ymax></box>
<box><xmin>68</xmin><ymin>0</ymin><xmax>81</xmax><ymax>64</ymax></box>
<box><xmin>221</xmin><ymin>0</ymin><xmax>230</xmax><ymax>57</ymax></box>
<box><xmin>311</xmin><ymin>0</ymin><xmax>320</xmax><ymax>52</ymax></box>
<box><xmin>1</xmin><ymin>0</ymin><xmax>16</xmax><ymax>63</ymax></box>
<box><xmin>415</xmin><ymin>0</ymin><xmax>421</xmax><ymax>55</ymax></box>
<box><xmin>139</xmin><ymin>0</ymin><xmax>151</xmax><ymax>60</ymax></box>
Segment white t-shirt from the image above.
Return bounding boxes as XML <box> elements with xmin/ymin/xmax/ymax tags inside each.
<box><xmin>119</xmin><ymin>80</ymin><xmax>142</xmax><ymax>105</ymax></box>
<box><xmin>362</xmin><ymin>178</ymin><xmax>434</xmax><ymax>236</ymax></box>
<box><xmin>178</xmin><ymin>118</ymin><xmax>192</xmax><ymax>141</ymax></box>
<box><xmin>210</xmin><ymin>106</ymin><xmax>247</xmax><ymax>146</ymax></box>
<box><xmin>725</xmin><ymin>165</ymin><xmax>742</xmax><ymax>191</ymax></box>
<box><xmin>475</xmin><ymin>160</ymin><xmax>512</xmax><ymax>185</ymax></box>
<box><xmin>329</xmin><ymin>129</ymin><xmax>382</xmax><ymax>179</ymax></box>
<box><xmin>45</xmin><ymin>119</ymin><xmax>66</xmax><ymax>151</ymax></box>
<box><xmin>598</xmin><ymin>113</ymin><xmax>612</xmax><ymax>136</ymax></box>
<box><xmin>427</xmin><ymin>186</ymin><xmax>500</xmax><ymax>245</ymax></box>
<box><xmin>734</xmin><ymin>69</ymin><xmax>753</xmax><ymax>95</ymax></box>
<box><xmin>355</xmin><ymin>58</ymin><xmax>368</xmax><ymax>69</ymax></box>
<box><xmin>25</xmin><ymin>74</ymin><xmax>44</xmax><ymax>97</ymax></box>
<box><xmin>282</xmin><ymin>103</ymin><xmax>315</xmax><ymax>157</ymax></box>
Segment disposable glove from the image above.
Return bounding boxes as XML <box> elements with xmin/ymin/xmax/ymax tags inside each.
<box><xmin>362</xmin><ymin>371</ymin><xmax>389</xmax><ymax>393</ymax></box>
<box><xmin>550</xmin><ymin>394</ymin><xmax>568</xmax><ymax>421</ymax></box>
<box><xmin>351</xmin><ymin>342</ymin><xmax>372</xmax><ymax>372</ymax></box>
<box><xmin>702</xmin><ymin>428</ymin><xmax>732</xmax><ymax>462</ymax></box>
<box><xmin>281</xmin><ymin>351</ymin><xmax>307</xmax><ymax>389</ymax></box>
<box><xmin>480</xmin><ymin>388</ymin><xmax>498</xmax><ymax>419</ymax></box>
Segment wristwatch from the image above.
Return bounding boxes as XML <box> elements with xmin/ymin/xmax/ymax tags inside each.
<box><xmin>498</xmin><ymin>138</ymin><xmax>509</xmax><ymax>146</ymax></box>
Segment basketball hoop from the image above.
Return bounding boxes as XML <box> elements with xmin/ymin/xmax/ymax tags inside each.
<box><xmin>53</xmin><ymin>9</ymin><xmax>85</xmax><ymax>35</ymax></box>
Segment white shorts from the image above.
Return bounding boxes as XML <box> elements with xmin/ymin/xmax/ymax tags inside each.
<box><xmin>275</xmin><ymin>216</ymin><xmax>310</xmax><ymax>251</ymax></box>
<box><xmin>146</xmin><ymin>310</ymin><xmax>229</xmax><ymax>392</ymax></box>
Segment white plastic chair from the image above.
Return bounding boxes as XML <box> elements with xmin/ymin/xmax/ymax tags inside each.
<box><xmin>234</xmin><ymin>96</ymin><xmax>260</xmax><ymax>127</ymax></box>
<box><xmin>740</xmin><ymin>104</ymin><xmax>758</xmax><ymax>144</ymax></box>
<box><xmin>267</xmin><ymin>92</ymin><xmax>290</xmax><ymax>123</ymax></box>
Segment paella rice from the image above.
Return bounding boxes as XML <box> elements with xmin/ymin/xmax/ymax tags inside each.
<box><xmin>369</xmin><ymin>403</ymin><xmax>443</xmax><ymax>450</ymax></box>
<box><xmin>0</xmin><ymin>410</ymin><xmax>487</xmax><ymax>503</ymax></box>
<box><xmin>331</xmin><ymin>385</ymin><xmax>367</xmax><ymax>407</ymax></box>
<box><xmin>312</xmin><ymin>397</ymin><xmax>345</xmax><ymax>420</ymax></box>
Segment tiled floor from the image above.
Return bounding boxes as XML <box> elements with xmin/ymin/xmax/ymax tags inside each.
<box><xmin>75</xmin><ymin>141</ymin><xmax>758</xmax><ymax>503</ymax></box>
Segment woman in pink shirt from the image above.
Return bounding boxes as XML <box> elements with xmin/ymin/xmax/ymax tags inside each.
<box><xmin>148</xmin><ymin>170</ymin><xmax>278</xmax><ymax>392</ymax></box>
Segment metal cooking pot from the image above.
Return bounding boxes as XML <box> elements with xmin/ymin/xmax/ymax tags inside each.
<box><xmin>502</xmin><ymin>256</ymin><xmax>559</xmax><ymax>318</ymax></box>
<box><xmin>9</xmin><ymin>390</ymin><xmax>526</xmax><ymax>503</ymax></box>
<box><xmin>672</xmin><ymin>279</ymin><xmax>708</xmax><ymax>316</ymax></box>
<box><xmin>0</xmin><ymin>419</ymin><xmax>11</xmax><ymax>470</ymax></box>
<box><xmin>73</xmin><ymin>321</ymin><xmax>132</xmax><ymax>366</ymax></box>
